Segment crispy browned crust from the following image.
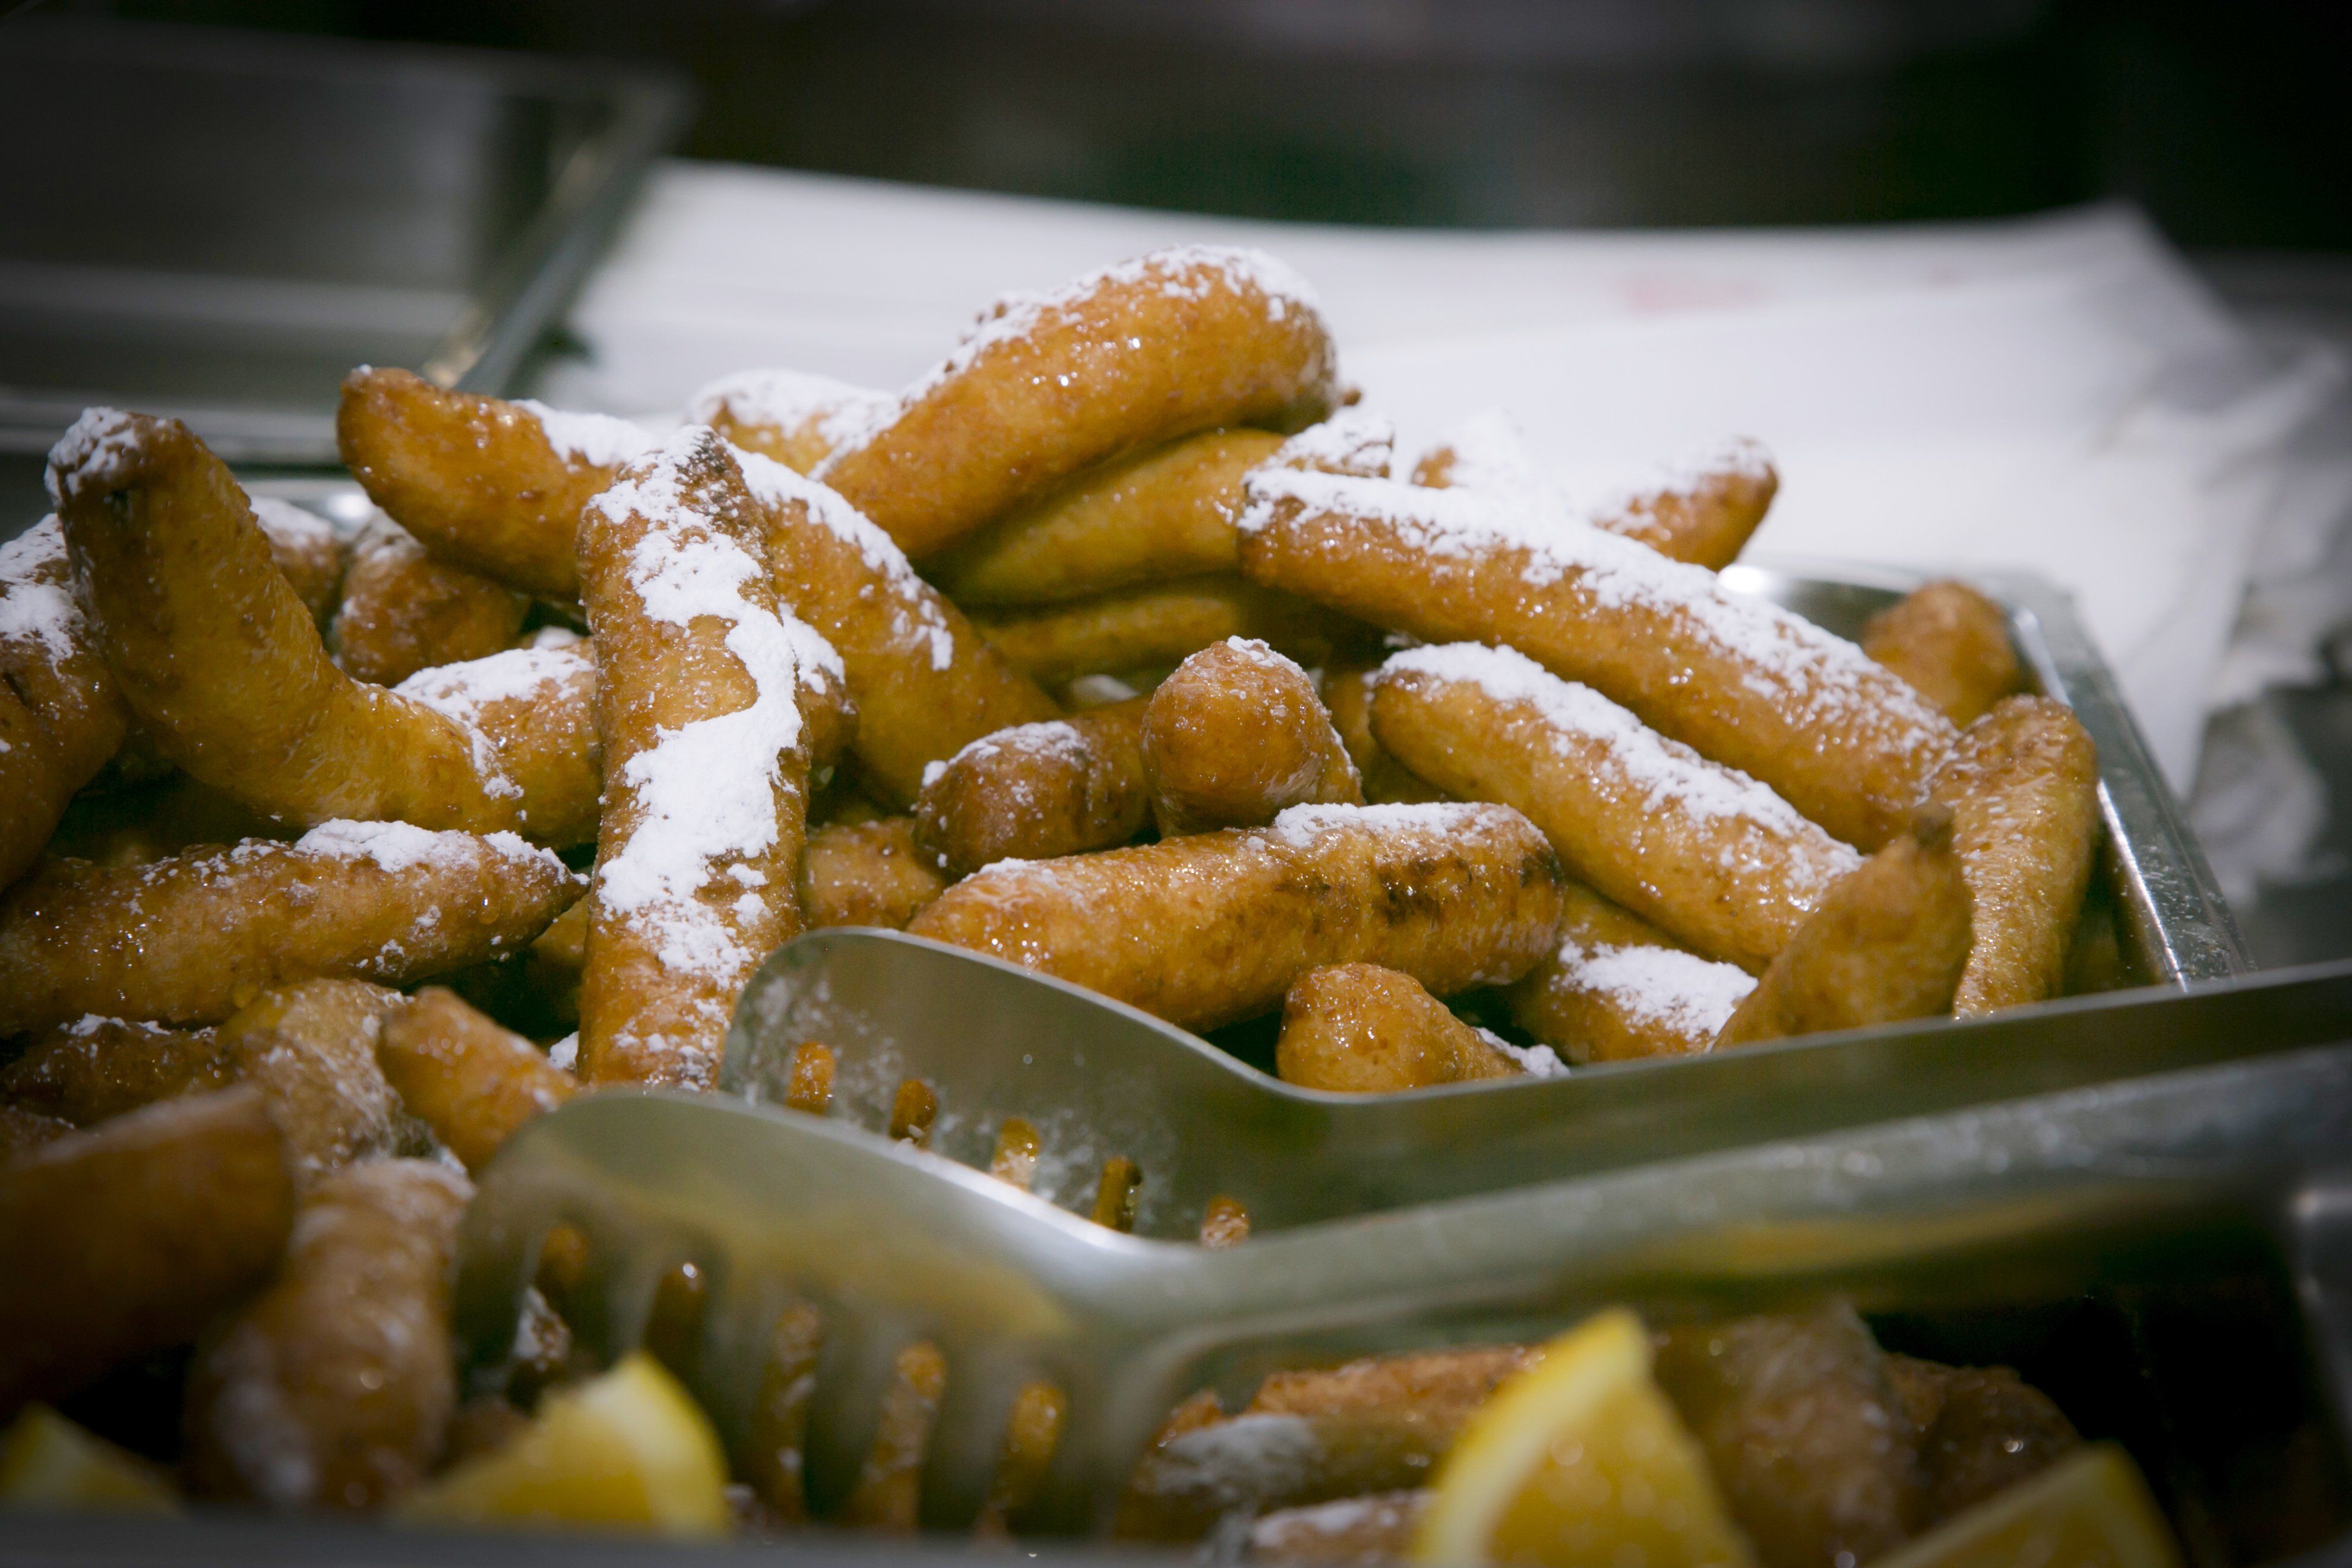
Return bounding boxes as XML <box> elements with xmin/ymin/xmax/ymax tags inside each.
<box><xmin>1654</xmin><ymin>1304</ymin><xmax>1926</xmax><ymax>1568</ymax></box>
<box><xmin>50</xmin><ymin>413</ymin><xmax>524</xmax><ymax>832</ymax></box>
<box><xmin>377</xmin><ymin>987</ymin><xmax>575</xmax><ymax>1170</ymax></box>
<box><xmin>800</xmin><ymin>817</ymin><xmax>953</xmax><ymax>930</ymax></box>
<box><xmin>975</xmin><ymin>575</ymin><xmax>1377</xmax><ymax>690</ymax></box>
<box><xmin>818</xmin><ymin>251</ymin><xmax>1338</xmax><ymax>559</ymax></box>
<box><xmin>336</xmin><ymin>368</ymin><xmax>618</xmax><ymax>598</ymax></box>
<box><xmin>393</xmin><ymin>642</ymin><xmax>603</xmax><ymax>848</ymax></box>
<box><xmin>1143</xmin><ymin>639</ymin><xmax>1362</xmax><ymax>836</ymax></box>
<box><xmin>0</xmin><ymin>1017</ymin><xmax>232</xmax><ymax>1126</ymax></box>
<box><xmin>0</xmin><ymin>1086</ymin><xmax>296</xmax><ymax>1413</ymax></box>
<box><xmin>1863</xmin><ymin>580</ymin><xmax>2025</xmax><ymax>728</ymax></box>
<box><xmin>577</xmin><ymin>431</ymin><xmax>813</xmax><ymax>1089</ymax></box>
<box><xmin>1714</xmin><ymin>808</ymin><xmax>1972</xmax><ymax>1048</ymax></box>
<box><xmin>1238</xmin><ymin>475</ymin><xmax>1955</xmax><ymax>850</ymax></box>
<box><xmin>1506</xmin><ymin>883</ymin><xmax>1743</xmax><ymax>1063</ymax></box>
<box><xmin>218</xmin><ymin>979</ymin><xmax>406</xmax><ymax>1186</ymax></box>
<box><xmin>1276</xmin><ymin>963</ymin><xmax>1519</xmax><ymax>1092</ymax></box>
<box><xmin>914</xmin><ymin>698</ymin><xmax>1149</xmax><ymax>875</ymax></box>
<box><xmin>1322</xmin><ymin>662</ymin><xmax>1448</xmax><ymax>807</ymax></box>
<box><xmin>0</xmin><ymin>520</ymin><xmax>129</xmax><ymax>890</ymax></box>
<box><xmin>1929</xmin><ymin>695</ymin><xmax>2101</xmax><ymax>1015</ymax></box>
<box><xmin>1371</xmin><ymin>653</ymin><xmax>1854</xmax><ymax>973</ymax></box>
<box><xmin>328</xmin><ymin>519</ymin><xmax>528</xmax><ymax>687</ymax></box>
<box><xmin>1590</xmin><ymin>457</ymin><xmax>1778</xmax><ymax>570</ymax></box>
<box><xmin>754</xmin><ymin>464</ymin><xmax>1058</xmax><ymax>809</ymax></box>
<box><xmin>932</xmin><ymin>429</ymin><xmax>1288</xmax><ymax>606</ymax></box>
<box><xmin>0</xmin><ymin>832</ymin><xmax>580</xmax><ymax>1035</ymax></box>
<box><xmin>908</xmin><ymin>802</ymin><xmax>1563</xmax><ymax>1031</ymax></box>
<box><xmin>185</xmin><ymin>1158</ymin><xmax>470</xmax><ymax>1510</ymax></box>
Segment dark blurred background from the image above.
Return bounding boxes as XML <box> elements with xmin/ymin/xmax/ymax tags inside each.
<box><xmin>35</xmin><ymin>0</ymin><xmax>2352</xmax><ymax>248</ymax></box>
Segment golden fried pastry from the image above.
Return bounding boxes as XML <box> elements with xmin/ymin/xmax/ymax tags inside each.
<box><xmin>1714</xmin><ymin>808</ymin><xmax>1972</xmax><ymax>1048</ymax></box>
<box><xmin>376</xmin><ymin>987</ymin><xmax>575</xmax><ymax>1171</ymax></box>
<box><xmin>1863</xmin><ymin>580</ymin><xmax>2025</xmax><ymax>728</ymax></box>
<box><xmin>393</xmin><ymin>642</ymin><xmax>603</xmax><ymax>848</ymax></box>
<box><xmin>336</xmin><ymin>368</ymin><xmax>652</xmax><ymax>599</ymax></box>
<box><xmin>975</xmin><ymin>1379</ymin><xmax>1069</xmax><ymax>1537</ymax></box>
<box><xmin>840</xmin><ymin>1340</ymin><xmax>947</xmax><ymax>1531</ymax></box>
<box><xmin>744</xmin><ymin>449</ymin><xmax>1057</xmax><ymax>808</ymax></box>
<box><xmin>48</xmin><ymin>410</ymin><xmax>527</xmax><ymax>833</ymax></box>
<box><xmin>1320</xmin><ymin>661</ymin><xmax>1447</xmax><ymax>807</ymax></box>
<box><xmin>975</xmin><ymin>575</ymin><xmax>1374</xmax><ymax>690</ymax></box>
<box><xmin>328</xmin><ymin>516</ymin><xmax>529</xmax><ymax>687</ymax></box>
<box><xmin>932</xmin><ymin>429</ymin><xmax>1288</xmax><ymax>606</ymax></box>
<box><xmin>0</xmin><ymin>1087</ymin><xmax>296</xmax><ymax>1413</ymax></box>
<box><xmin>218</xmin><ymin>979</ymin><xmax>406</xmax><ymax>1186</ymax></box>
<box><xmin>1928</xmin><ymin>696</ymin><xmax>2101</xmax><ymax>1016</ymax></box>
<box><xmin>1276</xmin><ymin>964</ymin><xmax>1535</xmax><ymax>1092</ymax></box>
<box><xmin>1507</xmin><ymin>883</ymin><xmax>1756</xmax><ymax>1063</ymax></box>
<box><xmin>0</xmin><ymin>821</ymin><xmax>580</xmax><ymax>1035</ymax></box>
<box><xmin>185</xmin><ymin>1158</ymin><xmax>471</xmax><ymax>1510</ymax></box>
<box><xmin>1248</xmin><ymin>1490</ymin><xmax>1430</xmax><ymax>1563</ymax></box>
<box><xmin>799</xmin><ymin>817</ymin><xmax>951</xmax><ymax>930</ymax></box>
<box><xmin>815</xmin><ymin>246</ymin><xmax>1339</xmax><ymax>558</ymax></box>
<box><xmin>248</xmin><ymin>496</ymin><xmax>349</xmax><ymax>627</ymax></box>
<box><xmin>0</xmin><ymin>517</ymin><xmax>128</xmax><ymax>890</ymax></box>
<box><xmin>1143</xmin><ymin>638</ymin><xmax>1362</xmax><ymax>836</ymax></box>
<box><xmin>1885</xmin><ymin>1356</ymin><xmax>2080</xmax><ymax>1524</ymax></box>
<box><xmin>0</xmin><ymin>1016</ymin><xmax>232</xmax><ymax>1126</ymax></box>
<box><xmin>1373</xmin><ymin>642</ymin><xmax>1858</xmax><ymax>973</ymax></box>
<box><xmin>1654</xmin><ymin>1303</ymin><xmax>1925</xmax><ymax>1568</ymax></box>
<box><xmin>690</xmin><ymin>368</ymin><xmax>894</xmax><ymax>476</ymax></box>
<box><xmin>909</xmin><ymin>802</ymin><xmax>1563</xmax><ymax>1032</ymax></box>
<box><xmin>913</xmin><ymin>697</ymin><xmax>1150</xmax><ymax>875</ymax></box>
<box><xmin>1238</xmin><ymin>469</ymin><xmax>1955</xmax><ymax>850</ymax></box>
<box><xmin>576</xmin><ymin>429</ymin><xmax>832</xmax><ymax>1089</ymax></box>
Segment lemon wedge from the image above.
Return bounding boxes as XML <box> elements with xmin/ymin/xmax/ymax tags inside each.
<box><xmin>399</xmin><ymin>1352</ymin><xmax>731</xmax><ymax>1537</ymax></box>
<box><xmin>1870</xmin><ymin>1446</ymin><xmax>2180</xmax><ymax>1568</ymax></box>
<box><xmin>0</xmin><ymin>1405</ymin><xmax>179</xmax><ymax>1514</ymax></box>
<box><xmin>1414</xmin><ymin>1307</ymin><xmax>1754</xmax><ymax>1567</ymax></box>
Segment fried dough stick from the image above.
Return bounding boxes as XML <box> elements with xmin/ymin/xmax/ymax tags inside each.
<box><xmin>690</xmin><ymin>368</ymin><xmax>894</xmax><ymax>476</ymax></box>
<box><xmin>1322</xmin><ymin>662</ymin><xmax>1447</xmax><ymax>807</ymax></box>
<box><xmin>47</xmin><ymin>410</ymin><xmax>525</xmax><ymax>833</ymax></box>
<box><xmin>801</xmin><ymin>817</ymin><xmax>950</xmax><ymax>929</ymax></box>
<box><xmin>742</xmin><ymin>448</ymin><xmax>1057</xmax><ymax>808</ymax></box>
<box><xmin>1862</xmin><ymin>580</ymin><xmax>2025</xmax><ymax>728</ymax></box>
<box><xmin>1143</xmin><ymin>638</ymin><xmax>1361</xmax><ymax>836</ymax></box>
<box><xmin>909</xmin><ymin>801</ymin><xmax>1563</xmax><ymax>1032</ymax></box>
<box><xmin>377</xmin><ymin>987</ymin><xmax>576</xmax><ymax>1170</ymax></box>
<box><xmin>933</xmin><ymin>430</ymin><xmax>1288</xmax><ymax>606</ymax></box>
<box><xmin>1929</xmin><ymin>696</ymin><xmax>2101</xmax><ymax>1015</ymax></box>
<box><xmin>1276</xmin><ymin>964</ymin><xmax>1529</xmax><ymax>1092</ymax></box>
<box><xmin>1885</xmin><ymin>1355</ymin><xmax>2081</xmax><ymax>1523</ymax></box>
<box><xmin>249</xmin><ymin>497</ymin><xmax>349</xmax><ymax>627</ymax></box>
<box><xmin>185</xmin><ymin>1158</ymin><xmax>472</xmax><ymax>1511</ymax></box>
<box><xmin>337</xmin><ymin>368</ymin><xmax>652</xmax><ymax>599</ymax></box>
<box><xmin>913</xmin><ymin>698</ymin><xmax>1150</xmax><ymax>876</ymax></box>
<box><xmin>1372</xmin><ymin>642</ymin><xmax>1858</xmax><ymax>973</ymax></box>
<box><xmin>0</xmin><ymin>517</ymin><xmax>128</xmax><ymax>889</ymax></box>
<box><xmin>1508</xmin><ymin>884</ymin><xmax>1756</xmax><ymax>1063</ymax></box>
<box><xmin>577</xmin><ymin>428</ymin><xmax>836</xmax><ymax>1089</ymax></box>
<box><xmin>328</xmin><ymin>517</ymin><xmax>529</xmax><ymax>687</ymax></box>
<box><xmin>975</xmin><ymin>576</ymin><xmax>1374</xmax><ymax>690</ymax></box>
<box><xmin>1239</xmin><ymin>469</ymin><xmax>1955</xmax><ymax>851</ymax></box>
<box><xmin>219</xmin><ymin>979</ymin><xmax>406</xmax><ymax>1186</ymax></box>
<box><xmin>393</xmin><ymin>643</ymin><xmax>602</xmax><ymax>848</ymax></box>
<box><xmin>0</xmin><ymin>820</ymin><xmax>580</xmax><ymax>1035</ymax></box>
<box><xmin>1714</xmin><ymin>807</ymin><xmax>1972</xmax><ymax>1048</ymax></box>
<box><xmin>0</xmin><ymin>1016</ymin><xmax>232</xmax><ymax>1126</ymax></box>
<box><xmin>815</xmin><ymin>246</ymin><xmax>1339</xmax><ymax>559</ymax></box>
<box><xmin>0</xmin><ymin>1086</ymin><xmax>296</xmax><ymax>1412</ymax></box>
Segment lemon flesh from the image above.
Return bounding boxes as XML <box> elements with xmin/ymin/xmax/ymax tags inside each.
<box><xmin>399</xmin><ymin>1352</ymin><xmax>731</xmax><ymax>1537</ymax></box>
<box><xmin>0</xmin><ymin>1405</ymin><xmax>179</xmax><ymax>1514</ymax></box>
<box><xmin>1414</xmin><ymin>1307</ymin><xmax>1754</xmax><ymax>1568</ymax></box>
<box><xmin>1871</xmin><ymin>1445</ymin><xmax>2181</xmax><ymax>1568</ymax></box>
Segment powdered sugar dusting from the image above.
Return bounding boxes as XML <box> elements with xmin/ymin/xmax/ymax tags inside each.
<box><xmin>0</xmin><ymin>516</ymin><xmax>84</xmax><ymax>663</ymax></box>
<box><xmin>295</xmin><ymin>818</ymin><xmax>568</xmax><ymax>880</ymax></box>
<box><xmin>687</xmin><ymin>368</ymin><xmax>894</xmax><ymax>457</ymax></box>
<box><xmin>586</xmin><ymin>429</ymin><xmax>820</xmax><ymax>981</ymax></box>
<box><xmin>1274</xmin><ymin>407</ymin><xmax>1394</xmax><ymax>478</ymax></box>
<box><xmin>735</xmin><ymin>445</ymin><xmax>955</xmax><ymax>672</ymax></box>
<box><xmin>816</xmin><ymin>245</ymin><xmax>1326</xmax><ymax>475</ymax></box>
<box><xmin>1480</xmin><ymin>1027</ymin><xmax>1567</xmax><ymax>1077</ymax></box>
<box><xmin>248</xmin><ymin>495</ymin><xmax>339</xmax><ymax>550</ymax></box>
<box><xmin>516</xmin><ymin>400</ymin><xmax>657</xmax><ymax>469</ymax></box>
<box><xmin>394</xmin><ymin>644</ymin><xmax>590</xmax><ymax>731</ymax></box>
<box><xmin>1580</xmin><ymin>435</ymin><xmax>1775</xmax><ymax>528</ymax></box>
<box><xmin>1555</xmin><ymin>938</ymin><xmax>1755</xmax><ymax>1041</ymax></box>
<box><xmin>1420</xmin><ymin>407</ymin><xmax>1560</xmax><ymax>509</ymax></box>
<box><xmin>1265</xmin><ymin>799</ymin><xmax>1510</xmax><ymax>849</ymax></box>
<box><xmin>45</xmin><ymin>407</ymin><xmax>144</xmax><ymax>505</ymax></box>
<box><xmin>1241</xmin><ymin>467</ymin><xmax>1949</xmax><ymax>750</ymax></box>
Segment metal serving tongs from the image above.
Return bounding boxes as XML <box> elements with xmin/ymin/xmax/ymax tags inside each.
<box><xmin>453</xmin><ymin>988</ymin><xmax>2352</xmax><ymax>1535</ymax></box>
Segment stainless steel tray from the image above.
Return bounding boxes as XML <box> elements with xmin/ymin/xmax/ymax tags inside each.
<box><xmin>0</xmin><ymin>18</ymin><xmax>691</xmax><ymax>464</ymax></box>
